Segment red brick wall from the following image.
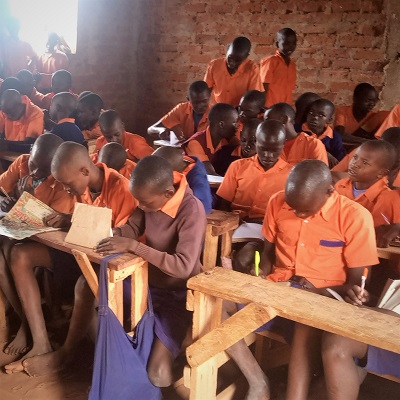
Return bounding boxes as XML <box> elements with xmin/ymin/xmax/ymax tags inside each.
<box><xmin>70</xmin><ymin>0</ymin><xmax>389</xmax><ymax>135</ymax></box>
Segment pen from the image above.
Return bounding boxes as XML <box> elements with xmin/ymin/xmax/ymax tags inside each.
<box><xmin>0</xmin><ymin>186</ymin><xmax>11</xmax><ymax>201</ymax></box>
<box><xmin>381</xmin><ymin>212</ymin><xmax>391</xmax><ymax>225</ymax></box>
<box><xmin>360</xmin><ymin>267</ymin><xmax>368</xmax><ymax>298</ymax></box>
<box><xmin>254</xmin><ymin>250</ymin><xmax>260</xmax><ymax>277</ymax></box>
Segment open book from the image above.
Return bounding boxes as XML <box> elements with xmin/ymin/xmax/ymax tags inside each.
<box><xmin>377</xmin><ymin>279</ymin><xmax>400</xmax><ymax>314</ymax></box>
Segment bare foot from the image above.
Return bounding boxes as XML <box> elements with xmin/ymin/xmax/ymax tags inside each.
<box><xmin>4</xmin><ymin>344</ymin><xmax>52</xmax><ymax>374</ymax></box>
<box><xmin>22</xmin><ymin>347</ymin><xmax>71</xmax><ymax>377</ymax></box>
<box><xmin>245</xmin><ymin>375</ymin><xmax>270</xmax><ymax>400</ymax></box>
<box><xmin>3</xmin><ymin>325</ymin><xmax>30</xmax><ymax>356</ymax></box>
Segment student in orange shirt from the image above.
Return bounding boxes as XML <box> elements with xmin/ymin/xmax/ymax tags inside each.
<box><xmin>260</xmin><ymin>28</ymin><xmax>297</xmax><ymax>107</ymax></box>
<box><xmin>204</xmin><ymin>36</ymin><xmax>263</xmax><ymax>106</ymax></box>
<box><xmin>75</xmin><ymin>92</ymin><xmax>104</xmax><ymax>140</ymax></box>
<box><xmin>264</xmin><ymin>102</ymin><xmax>328</xmax><ymax>165</ymax></box>
<box><xmin>96</xmin><ymin>142</ymin><xmax>136</xmax><ymax>179</ymax></box>
<box><xmin>335</xmin><ymin>83</ymin><xmax>389</xmax><ymax>144</ymax></box>
<box><xmin>294</xmin><ymin>92</ymin><xmax>321</xmax><ymax>132</ymax></box>
<box><xmin>15</xmin><ymin>70</ymin><xmax>45</xmax><ymax>107</ymax></box>
<box><xmin>40</xmin><ymin>70</ymin><xmax>75</xmax><ymax>110</ymax></box>
<box><xmin>335</xmin><ymin>141</ymin><xmax>396</xmax><ymax>226</ymax></box>
<box><xmin>238</xmin><ymin>90</ymin><xmax>266</xmax><ymax>124</ymax></box>
<box><xmin>223</xmin><ymin>159</ymin><xmax>378</xmax><ymax>400</ymax></box>
<box><xmin>95</xmin><ymin>110</ymin><xmax>153</xmax><ymax>161</ymax></box>
<box><xmin>375</xmin><ymin>102</ymin><xmax>400</xmax><ymax>139</ymax></box>
<box><xmin>148</xmin><ymin>81</ymin><xmax>211</xmax><ymax>141</ymax></box>
<box><xmin>0</xmin><ymin>89</ymin><xmax>44</xmax><ymax>142</ymax></box>
<box><xmin>4</xmin><ymin>142</ymin><xmax>137</xmax><ymax>374</ymax></box>
<box><xmin>183</xmin><ymin>103</ymin><xmax>239</xmax><ymax>175</ymax></box>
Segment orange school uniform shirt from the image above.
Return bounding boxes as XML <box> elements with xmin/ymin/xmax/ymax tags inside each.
<box><xmin>39</xmin><ymin>51</ymin><xmax>69</xmax><ymax>74</ymax></box>
<box><xmin>0</xmin><ymin>154</ymin><xmax>75</xmax><ymax>213</ymax></box>
<box><xmin>161</xmin><ymin>102</ymin><xmax>211</xmax><ymax>139</ymax></box>
<box><xmin>260</xmin><ymin>50</ymin><xmax>296</xmax><ymax>107</ymax></box>
<box><xmin>262</xmin><ymin>190</ymin><xmax>379</xmax><ymax>288</ymax></box>
<box><xmin>0</xmin><ymin>96</ymin><xmax>44</xmax><ymax>141</ymax></box>
<box><xmin>78</xmin><ymin>163</ymin><xmax>137</xmax><ymax>227</ymax></box>
<box><xmin>89</xmin><ymin>153</ymin><xmax>135</xmax><ymax>179</ymax></box>
<box><xmin>29</xmin><ymin>88</ymin><xmax>45</xmax><ymax>108</ymax></box>
<box><xmin>95</xmin><ymin>131</ymin><xmax>153</xmax><ymax>162</ymax></box>
<box><xmin>373</xmin><ymin>189</ymin><xmax>400</xmax><ymax>226</ymax></box>
<box><xmin>2</xmin><ymin>37</ymin><xmax>37</xmax><ymax>77</ymax></box>
<box><xmin>331</xmin><ymin>148</ymin><xmax>356</xmax><ymax>172</ymax></box>
<box><xmin>375</xmin><ymin>103</ymin><xmax>400</xmax><ymax>138</ymax></box>
<box><xmin>281</xmin><ymin>132</ymin><xmax>328</xmax><ymax>166</ymax></box>
<box><xmin>81</xmin><ymin>121</ymin><xmax>102</xmax><ymax>140</ymax></box>
<box><xmin>204</xmin><ymin>57</ymin><xmax>263</xmax><ymax>106</ymax></box>
<box><xmin>217</xmin><ymin>155</ymin><xmax>291</xmax><ymax>219</ymax></box>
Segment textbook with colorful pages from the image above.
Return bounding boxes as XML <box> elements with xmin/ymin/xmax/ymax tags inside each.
<box><xmin>377</xmin><ymin>279</ymin><xmax>400</xmax><ymax>314</ymax></box>
<box><xmin>0</xmin><ymin>191</ymin><xmax>59</xmax><ymax>240</ymax></box>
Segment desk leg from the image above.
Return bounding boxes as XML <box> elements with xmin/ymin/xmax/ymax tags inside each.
<box><xmin>220</xmin><ymin>231</ymin><xmax>233</xmax><ymax>258</ymax></box>
<box><xmin>131</xmin><ymin>262</ymin><xmax>148</xmax><ymax>330</ymax></box>
<box><xmin>203</xmin><ymin>225</ymin><xmax>218</xmax><ymax>271</ymax></box>
<box><xmin>0</xmin><ymin>289</ymin><xmax>7</xmax><ymax>342</ymax></box>
<box><xmin>107</xmin><ymin>274</ymin><xmax>124</xmax><ymax>324</ymax></box>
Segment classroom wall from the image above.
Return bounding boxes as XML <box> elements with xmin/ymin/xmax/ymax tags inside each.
<box><xmin>70</xmin><ymin>0</ymin><xmax>399</xmax><ymax>135</ymax></box>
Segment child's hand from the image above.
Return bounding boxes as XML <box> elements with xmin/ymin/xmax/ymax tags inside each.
<box><xmin>43</xmin><ymin>212</ymin><xmax>72</xmax><ymax>228</ymax></box>
<box><xmin>0</xmin><ymin>196</ymin><xmax>16</xmax><ymax>212</ymax></box>
<box><xmin>344</xmin><ymin>285</ymin><xmax>370</xmax><ymax>306</ymax></box>
<box><xmin>16</xmin><ymin>176</ymin><xmax>33</xmax><ymax>197</ymax></box>
<box><xmin>376</xmin><ymin>224</ymin><xmax>400</xmax><ymax>248</ymax></box>
<box><xmin>95</xmin><ymin>237</ymin><xmax>136</xmax><ymax>255</ymax></box>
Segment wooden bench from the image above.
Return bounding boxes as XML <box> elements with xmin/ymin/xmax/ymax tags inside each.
<box><xmin>185</xmin><ymin>268</ymin><xmax>400</xmax><ymax>399</ymax></box>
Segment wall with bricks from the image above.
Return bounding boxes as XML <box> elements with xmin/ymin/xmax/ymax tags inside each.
<box><xmin>68</xmin><ymin>0</ymin><xmax>399</xmax><ymax>135</ymax></box>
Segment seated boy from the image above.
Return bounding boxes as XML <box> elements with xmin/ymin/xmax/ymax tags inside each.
<box><xmin>183</xmin><ymin>103</ymin><xmax>239</xmax><ymax>175</ymax></box>
<box><xmin>4</xmin><ymin>142</ymin><xmax>137</xmax><ymax>373</ymax></box>
<box><xmin>335</xmin><ymin>83</ymin><xmax>389</xmax><ymax>143</ymax></box>
<box><xmin>204</xmin><ymin>36</ymin><xmax>263</xmax><ymax>106</ymax></box>
<box><xmin>260</xmin><ymin>28</ymin><xmax>297</xmax><ymax>107</ymax></box>
<box><xmin>75</xmin><ymin>92</ymin><xmax>104</xmax><ymax>140</ymax></box>
<box><xmin>223</xmin><ymin>159</ymin><xmax>378</xmax><ymax>400</ymax></box>
<box><xmin>40</xmin><ymin>70</ymin><xmax>76</xmax><ymax>110</ymax></box>
<box><xmin>148</xmin><ymin>80</ymin><xmax>211</xmax><ymax>141</ymax></box>
<box><xmin>48</xmin><ymin>92</ymin><xmax>85</xmax><ymax>144</ymax></box>
<box><xmin>294</xmin><ymin>92</ymin><xmax>321</xmax><ymax>132</ymax></box>
<box><xmin>152</xmin><ymin>146</ymin><xmax>212</xmax><ymax>214</ymax></box>
<box><xmin>264</xmin><ymin>102</ymin><xmax>328</xmax><ymax>165</ymax></box>
<box><xmin>0</xmin><ymin>89</ymin><xmax>44</xmax><ymax>142</ymax></box>
<box><xmin>238</xmin><ymin>90</ymin><xmax>266</xmax><ymax>124</ymax></box>
<box><xmin>322</xmin><ymin>285</ymin><xmax>400</xmax><ymax>400</ymax></box>
<box><xmin>96</xmin><ymin>142</ymin><xmax>136</xmax><ymax>179</ymax></box>
<box><xmin>95</xmin><ymin>109</ymin><xmax>153</xmax><ymax>161</ymax></box>
<box><xmin>22</xmin><ymin>156</ymin><xmax>206</xmax><ymax>388</ymax></box>
<box><xmin>335</xmin><ymin>140</ymin><xmax>396</xmax><ymax>225</ymax></box>
<box><xmin>303</xmin><ymin>98</ymin><xmax>345</xmax><ymax>165</ymax></box>
<box><xmin>15</xmin><ymin>69</ymin><xmax>45</xmax><ymax>107</ymax></box>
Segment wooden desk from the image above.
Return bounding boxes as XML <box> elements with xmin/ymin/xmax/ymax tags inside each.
<box><xmin>185</xmin><ymin>268</ymin><xmax>400</xmax><ymax>399</ymax></box>
<box><xmin>0</xmin><ymin>150</ymin><xmax>25</xmax><ymax>174</ymax></box>
<box><xmin>34</xmin><ymin>230</ymin><xmax>148</xmax><ymax>330</ymax></box>
<box><xmin>377</xmin><ymin>245</ymin><xmax>400</xmax><ymax>261</ymax></box>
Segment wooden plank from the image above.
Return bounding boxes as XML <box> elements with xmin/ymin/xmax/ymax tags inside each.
<box><xmin>189</xmin><ymin>359</ymin><xmax>218</xmax><ymax>400</ymax></box>
<box><xmin>187</xmin><ymin>302</ymin><xmax>277</xmax><ymax>367</ymax></box>
<box><xmin>187</xmin><ymin>268</ymin><xmax>400</xmax><ymax>354</ymax></box>
<box><xmin>220</xmin><ymin>231</ymin><xmax>233</xmax><ymax>258</ymax></box>
<box><xmin>71</xmin><ymin>249</ymin><xmax>99</xmax><ymax>299</ymax></box>
<box><xmin>131</xmin><ymin>261</ymin><xmax>148</xmax><ymax>330</ymax></box>
<box><xmin>202</xmin><ymin>225</ymin><xmax>219</xmax><ymax>271</ymax></box>
<box><xmin>0</xmin><ymin>150</ymin><xmax>23</xmax><ymax>163</ymax></box>
<box><xmin>206</xmin><ymin>210</ymin><xmax>239</xmax><ymax>237</ymax></box>
<box><xmin>377</xmin><ymin>246</ymin><xmax>400</xmax><ymax>260</ymax></box>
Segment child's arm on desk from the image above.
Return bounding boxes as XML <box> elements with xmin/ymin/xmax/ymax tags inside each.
<box><xmin>43</xmin><ymin>211</ymin><xmax>72</xmax><ymax>228</ymax></box>
<box><xmin>376</xmin><ymin>223</ymin><xmax>400</xmax><ymax>248</ymax></box>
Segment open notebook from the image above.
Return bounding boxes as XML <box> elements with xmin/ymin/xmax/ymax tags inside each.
<box><xmin>377</xmin><ymin>279</ymin><xmax>400</xmax><ymax>314</ymax></box>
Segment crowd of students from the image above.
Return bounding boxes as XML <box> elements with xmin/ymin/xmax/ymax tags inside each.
<box><xmin>1</xmin><ymin>22</ymin><xmax>400</xmax><ymax>400</ymax></box>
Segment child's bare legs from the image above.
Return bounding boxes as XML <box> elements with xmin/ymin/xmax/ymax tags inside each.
<box><xmin>22</xmin><ymin>274</ymin><xmax>97</xmax><ymax>377</ymax></box>
<box><xmin>322</xmin><ymin>333</ymin><xmax>367</xmax><ymax>400</ymax></box>
<box><xmin>147</xmin><ymin>338</ymin><xmax>175</xmax><ymax>387</ymax></box>
<box><xmin>4</xmin><ymin>243</ymin><xmax>54</xmax><ymax>372</ymax></box>
<box><xmin>223</xmin><ymin>300</ymin><xmax>270</xmax><ymax>400</ymax></box>
<box><xmin>286</xmin><ymin>323</ymin><xmax>322</xmax><ymax>400</ymax></box>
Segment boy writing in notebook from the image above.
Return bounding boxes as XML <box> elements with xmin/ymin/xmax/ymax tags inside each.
<box><xmin>260</xmin><ymin>28</ymin><xmax>297</xmax><ymax>107</ymax></box>
<box><xmin>95</xmin><ymin>110</ymin><xmax>153</xmax><ymax>162</ymax></box>
<box><xmin>148</xmin><ymin>80</ymin><xmax>211</xmax><ymax>141</ymax></box>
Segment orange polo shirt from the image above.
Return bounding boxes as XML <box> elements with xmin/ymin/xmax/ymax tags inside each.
<box><xmin>217</xmin><ymin>155</ymin><xmax>291</xmax><ymax>219</ymax></box>
<box><xmin>262</xmin><ymin>190</ymin><xmax>379</xmax><ymax>288</ymax></box>
<box><xmin>0</xmin><ymin>154</ymin><xmax>75</xmax><ymax>213</ymax></box>
<box><xmin>95</xmin><ymin>131</ymin><xmax>153</xmax><ymax>162</ymax></box>
<box><xmin>335</xmin><ymin>106</ymin><xmax>389</xmax><ymax>135</ymax></box>
<box><xmin>375</xmin><ymin>104</ymin><xmax>400</xmax><ymax>138</ymax></box>
<box><xmin>204</xmin><ymin>57</ymin><xmax>264</xmax><ymax>106</ymax></box>
<box><xmin>39</xmin><ymin>51</ymin><xmax>69</xmax><ymax>74</ymax></box>
<box><xmin>260</xmin><ymin>50</ymin><xmax>296</xmax><ymax>107</ymax></box>
<box><xmin>185</xmin><ymin>127</ymin><xmax>229</xmax><ymax>162</ymax></box>
<box><xmin>334</xmin><ymin>177</ymin><xmax>391</xmax><ymax>226</ymax></box>
<box><xmin>118</xmin><ymin>159</ymin><xmax>136</xmax><ymax>179</ymax></box>
<box><xmin>373</xmin><ymin>190</ymin><xmax>400</xmax><ymax>226</ymax></box>
<box><xmin>78</xmin><ymin>163</ymin><xmax>137</xmax><ymax>227</ymax></box>
<box><xmin>0</xmin><ymin>97</ymin><xmax>44</xmax><ymax>141</ymax></box>
<box><xmin>331</xmin><ymin>148</ymin><xmax>356</xmax><ymax>172</ymax></box>
<box><xmin>2</xmin><ymin>37</ymin><xmax>37</xmax><ymax>77</ymax></box>
<box><xmin>302</xmin><ymin>123</ymin><xmax>333</xmax><ymax>140</ymax></box>
<box><xmin>82</xmin><ymin>121</ymin><xmax>102</xmax><ymax>140</ymax></box>
<box><xmin>161</xmin><ymin>102</ymin><xmax>211</xmax><ymax>139</ymax></box>
<box><xmin>161</xmin><ymin>172</ymin><xmax>187</xmax><ymax>218</ymax></box>
<box><xmin>281</xmin><ymin>132</ymin><xmax>328</xmax><ymax>166</ymax></box>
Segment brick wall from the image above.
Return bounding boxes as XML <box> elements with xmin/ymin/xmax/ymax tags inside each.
<box><xmin>70</xmin><ymin>0</ymin><xmax>396</xmax><ymax>135</ymax></box>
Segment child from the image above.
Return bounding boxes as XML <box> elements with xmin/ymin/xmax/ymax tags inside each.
<box><xmin>49</xmin><ymin>92</ymin><xmax>85</xmax><ymax>144</ymax></box>
<box><xmin>183</xmin><ymin>103</ymin><xmax>239</xmax><ymax>175</ymax></box>
<box><xmin>238</xmin><ymin>90</ymin><xmax>266</xmax><ymax>123</ymax></box>
<box><xmin>322</xmin><ymin>286</ymin><xmax>400</xmax><ymax>400</ymax></box>
<box><xmin>335</xmin><ymin>83</ymin><xmax>389</xmax><ymax>142</ymax></box>
<box><xmin>0</xmin><ymin>89</ymin><xmax>44</xmax><ymax>142</ymax></box>
<box><xmin>335</xmin><ymin>141</ymin><xmax>396</xmax><ymax>225</ymax></box>
<box><xmin>223</xmin><ymin>159</ymin><xmax>378</xmax><ymax>400</ymax></box>
<box><xmin>148</xmin><ymin>81</ymin><xmax>211</xmax><ymax>141</ymax></box>
<box><xmin>294</xmin><ymin>92</ymin><xmax>321</xmax><ymax>132</ymax></box>
<box><xmin>375</xmin><ymin>102</ymin><xmax>400</xmax><ymax>138</ymax></box>
<box><xmin>204</xmin><ymin>36</ymin><xmax>263</xmax><ymax>106</ymax></box>
<box><xmin>96</xmin><ymin>142</ymin><xmax>136</xmax><ymax>179</ymax></box>
<box><xmin>75</xmin><ymin>92</ymin><xmax>104</xmax><ymax>140</ymax></box>
<box><xmin>95</xmin><ymin>109</ymin><xmax>153</xmax><ymax>161</ymax></box>
<box><xmin>152</xmin><ymin>146</ymin><xmax>212</xmax><ymax>214</ymax></box>
<box><xmin>4</xmin><ymin>142</ymin><xmax>137</xmax><ymax>373</ymax></box>
<box><xmin>15</xmin><ymin>69</ymin><xmax>45</xmax><ymax>107</ymax></box>
<box><xmin>23</xmin><ymin>156</ymin><xmax>206</xmax><ymax>388</ymax></box>
<box><xmin>303</xmin><ymin>98</ymin><xmax>346</xmax><ymax>164</ymax></box>
<box><xmin>264</xmin><ymin>102</ymin><xmax>328</xmax><ymax>165</ymax></box>
<box><xmin>260</xmin><ymin>28</ymin><xmax>297</xmax><ymax>107</ymax></box>
<box><xmin>40</xmin><ymin>70</ymin><xmax>76</xmax><ymax>110</ymax></box>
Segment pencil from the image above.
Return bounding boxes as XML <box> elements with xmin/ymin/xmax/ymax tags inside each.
<box><xmin>254</xmin><ymin>250</ymin><xmax>260</xmax><ymax>277</ymax></box>
<box><xmin>381</xmin><ymin>212</ymin><xmax>391</xmax><ymax>225</ymax></box>
<box><xmin>360</xmin><ymin>267</ymin><xmax>368</xmax><ymax>298</ymax></box>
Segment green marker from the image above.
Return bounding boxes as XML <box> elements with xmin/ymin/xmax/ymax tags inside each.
<box><xmin>254</xmin><ymin>250</ymin><xmax>260</xmax><ymax>277</ymax></box>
